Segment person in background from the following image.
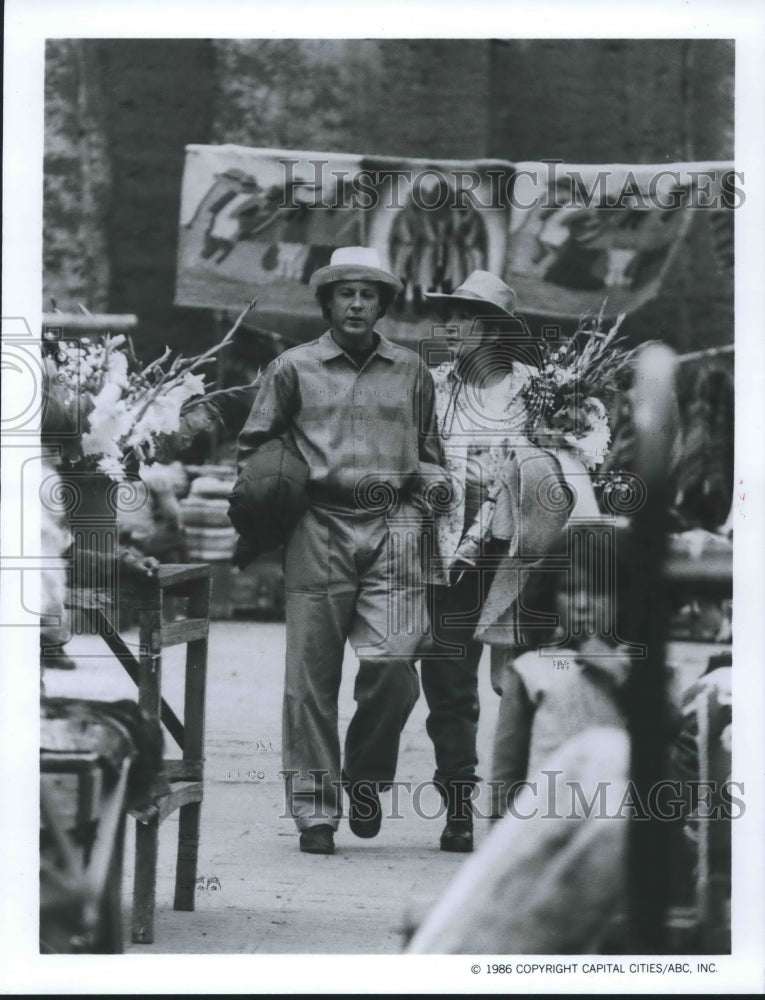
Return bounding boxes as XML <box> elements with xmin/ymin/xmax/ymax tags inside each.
<box><xmin>40</xmin><ymin>459</ymin><xmax>77</xmax><ymax>673</ymax></box>
<box><xmin>118</xmin><ymin>461</ymin><xmax>188</xmax><ymax>564</ymax></box>
<box><xmin>39</xmin><ymin>354</ymin><xmax>160</xmax><ymax>675</ymax></box>
<box><xmin>236</xmin><ymin>246</ymin><xmax>445</xmax><ymax>856</ymax></box>
<box><xmin>420</xmin><ymin>272</ymin><xmax>569</xmax><ymax>852</ymax></box>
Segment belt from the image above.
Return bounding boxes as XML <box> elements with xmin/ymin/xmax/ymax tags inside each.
<box><xmin>308</xmin><ymin>478</ymin><xmax>417</xmax><ymax>512</ymax></box>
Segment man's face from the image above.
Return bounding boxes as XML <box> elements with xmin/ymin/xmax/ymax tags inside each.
<box><xmin>328</xmin><ymin>281</ymin><xmax>380</xmax><ymax>343</ymax></box>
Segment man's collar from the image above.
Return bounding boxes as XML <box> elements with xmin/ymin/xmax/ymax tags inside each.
<box><xmin>317</xmin><ymin>329</ymin><xmax>396</xmax><ymax>362</ymax></box>
<box><xmin>373</xmin><ymin>334</ymin><xmax>397</xmax><ymax>361</ymax></box>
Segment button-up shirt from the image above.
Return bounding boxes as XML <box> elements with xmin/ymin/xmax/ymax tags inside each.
<box><xmin>237</xmin><ymin>330</ymin><xmax>443</xmax><ymax>507</ymax></box>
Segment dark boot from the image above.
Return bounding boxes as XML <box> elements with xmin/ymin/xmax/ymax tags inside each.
<box><xmin>342</xmin><ymin>770</ymin><xmax>382</xmax><ymax>839</ymax></box>
<box><xmin>436</xmin><ymin>779</ymin><xmax>477</xmax><ymax>853</ymax></box>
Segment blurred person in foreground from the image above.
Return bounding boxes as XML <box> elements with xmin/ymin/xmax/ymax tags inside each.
<box><xmin>406</xmin><ymin>519</ymin><xmax>634</xmax><ymax>953</ymax></box>
<box><xmin>236</xmin><ymin>247</ymin><xmax>445</xmax><ymax>855</ymax></box>
<box><xmin>668</xmin><ymin>654</ymin><xmax>732</xmax><ymax>952</ymax></box>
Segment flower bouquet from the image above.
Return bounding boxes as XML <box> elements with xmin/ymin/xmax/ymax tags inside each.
<box><xmin>523</xmin><ymin>310</ymin><xmax>640</xmax><ymax>471</ymax></box>
<box><xmin>44</xmin><ymin>301</ymin><xmax>258</xmax><ymax>478</ymax></box>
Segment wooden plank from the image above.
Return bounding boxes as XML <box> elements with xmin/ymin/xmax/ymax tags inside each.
<box><xmin>164</xmin><ymin>759</ymin><xmax>203</xmax><ymax>781</ymax></box>
<box><xmin>98</xmin><ymin>614</ymin><xmax>185</xmax><ymax>749</ymax></box>
<box><xmin>174</xmin><ymin>574</ymin><xmax>211</xmax><ymax>913</ymax></box>
<box><xmin>160</xmin><ymin>618</ymin><xmax>209</xmax><ymax>647</ymax></box>
<box><xmin>157</xmin><ymin>783</ymin><xmax>203</xmax><ymax>823</ymax></box>
<box><xmin>42</xmin><ymin>312</ymin><xmax>138</xmax><ymax>330</ymax></box>
<box><xmin>182</xmin><ymin>645</ymin><xmax>208</xmax><ymax>764</ymax></box>
<box><xmin>183</xmin><ymin>575</ymin><xmax>210</xmax><ymax>766</ymax></box>
<box><xmin>132</xmin><ymin>817</ymin><xmax>159</xmax><ymax>945</ymax></box>
<box><xmin>98</xmin><ymin>615</ymin><xmax>140</xmax><ymax>677</ymax></box>
<box><xmin>158</xmin><ymin>564</ymin><xmax>213</xmax><ymax>589</ymax></box>
<box><xmin>132</xmin><ymin>603</ymin><xmax>164</xmax><ymax>946</ymax></box>
<box><xmin>174</xmin><ymin>802</ymin><xmax>203</xmax><ymax>912</ymax></box>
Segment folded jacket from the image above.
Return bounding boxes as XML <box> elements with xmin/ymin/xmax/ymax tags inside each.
<box><xmin>227</xmin><ymin>436</ymin><xmax>310</xmax><ymax>566</ymax></box>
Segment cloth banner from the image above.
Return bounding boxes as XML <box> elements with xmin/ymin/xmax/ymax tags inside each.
<box><xmin>506</xmin><ymin>160</ymin><xmax>735</xmax><ymax>318</ymax></box>
<box><xmin>175</xmin><ymin>145</ymin><xmax>736</xmax><ymax>335</ymax></box>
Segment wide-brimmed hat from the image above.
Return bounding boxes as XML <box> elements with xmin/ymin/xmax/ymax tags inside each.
<box><xmin>309</xmin><ymin>246</ymin><xmax>403</xmax><ymax>293</ymax></box>
<box><xmin>425</xmin><ymin>270</ymin><xmax>518</xmax><ymax>318</ymax></box>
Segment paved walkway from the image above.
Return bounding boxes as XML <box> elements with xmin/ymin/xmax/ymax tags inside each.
<box><xmin>45</xmin><ymin>620</ymin><xmax>716</xmax><ymax>955</ymax></box>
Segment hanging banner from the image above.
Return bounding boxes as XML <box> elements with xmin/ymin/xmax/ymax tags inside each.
<box><xmin>175</xmin><ymin>145</ymin><xmax>737</xmax><ymax>333</ymax></box>
<box><xmin>175</xmin><ymin>144</ymin><xmax>513</xmax><ymax>343</ymax></box>
<box><xmin>504</xmin><ymin>160</ymin><xmax>737</xmax><ymax>318</ymax></box>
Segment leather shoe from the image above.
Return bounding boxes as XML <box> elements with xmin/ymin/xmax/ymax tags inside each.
<box><xmin>299</xmin><ymin>824</ymin><xmax>335</xmax><ymax>855</ymax></box>
<box><xmin>440</xmin><ymin>820</ymin><xmax>473</xmax><ymax>853</ymax></box>
<box><xmin>342</xmin><ymin>771</ymin><xmax>382</xmax><ymax>839</ymax></box>
<box><xmin>436</xmin><ymin>778</ymin><xmax>476</xmax><ymax>853</ymax></box>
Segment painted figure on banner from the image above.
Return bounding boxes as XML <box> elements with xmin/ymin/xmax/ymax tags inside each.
<box><xmin>176</xmin><ymin>148</ymin><xmax>512</xmax><ymax>327</ymax></box>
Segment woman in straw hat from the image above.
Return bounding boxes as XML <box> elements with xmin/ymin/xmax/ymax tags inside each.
<box><xmin>421</xmin><ymin>271</ymin><xmax>601</xmax><ymax>852</ymax></box>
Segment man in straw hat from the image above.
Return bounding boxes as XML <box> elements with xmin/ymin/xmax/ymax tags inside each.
<box><xmin>421</xmin><ymin>271</ymin><xmax>586</xmax><ymax>852</ymax></box>
<box><xmin>237</xmin><ymin>247</ymin><xmax>445</xmax><ymax>855</ymax></box>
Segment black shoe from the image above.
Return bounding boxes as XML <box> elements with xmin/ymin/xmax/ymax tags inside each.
<box><xmin>342</xmin><ymin>771</ymin><xmax>382</xmax><ymax>839</ymax></box>
<box><xmin>299</xmin><ymin>824</ymin><xmax>335</xmax><ymax>855</ymax></box>
<box><xmin>440</xmin><ymin>820</ymin><xmax>474</xmax><ymax>853</ymax></box>
<box><xmin>436</xmin><ymin>778</ymin><xmax>476</xmax><ymax>853</ymax></box>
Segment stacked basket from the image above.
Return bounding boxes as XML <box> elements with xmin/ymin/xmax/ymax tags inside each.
<box><xmin>178</xmin><ymin>464</ymin><xmax>286</xmax><ymax>620</ymax></box>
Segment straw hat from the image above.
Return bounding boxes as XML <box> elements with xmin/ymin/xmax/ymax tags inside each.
<box><xmin>309</xmin><ymin>246</ymin><xmax>403</xmax><ymax>293</ymax></box>
<box><xmin>425</xmin><ymin>270</ymin><xmax>518</xmax><ymax>317</ymax></box>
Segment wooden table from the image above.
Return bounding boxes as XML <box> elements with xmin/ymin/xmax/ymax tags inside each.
<box><xmin>72</xmin><ymin>562</ymin><xmax>212</xmax><ymax>944</ymax></box>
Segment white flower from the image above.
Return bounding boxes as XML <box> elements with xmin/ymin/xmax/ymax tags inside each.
<box><xmin>48</xmin><ymin>313</ymin><xmax>244</xmax><ymax>475</ymax></box>
<box><xmin>126</xmin><ymin>371</ymin><xmax>206</xmax><ymax>450</ymax></box>
<box><xmin>104</xmin><ymin>348</ymin><xmax>129</xmax><ymax>388</ymax></box>
<box><xmin>96</xmin><ymin>455</ymin><xmax>127</xmax><ymax>479</ymax></box>
<box><xmin>81</xmin><ymin>384</ymin><xmax>133</xmax><ymax>460</ymax></box>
